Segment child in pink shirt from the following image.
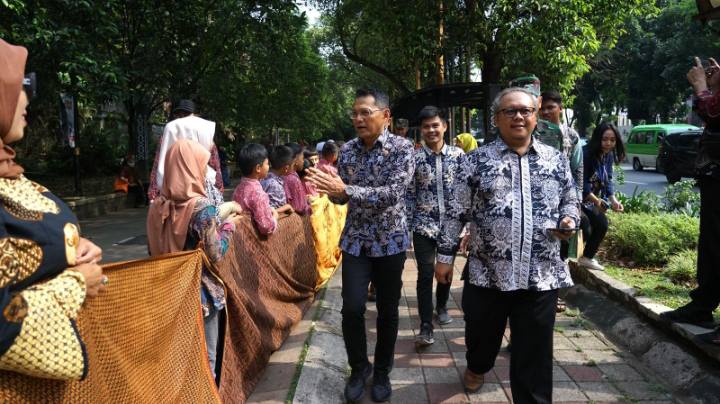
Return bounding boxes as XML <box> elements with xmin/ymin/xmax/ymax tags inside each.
<box><xmin>317</xmin><ymin>141</ymin><xmax>339</xmax><ymax>176</ymax></box>
<box><xmin>283</xmin><ymin>143</ymin><xmax>312</xmax><ymax>215</ymax></box>
<box><xmin>232</xmin><ymin>144</ymin><xmax>278</xmax><ymax>235</ymax></box>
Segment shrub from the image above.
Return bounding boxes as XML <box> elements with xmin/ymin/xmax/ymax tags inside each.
<box><xmin>664</xmin><ymin>249</ymin><xmax>697</xmax><ymax>284</ymax></box>
<box><xmin>604</xmin><ymin>213</ymin><xmax>699</xmax><ymax>267</ymax></box>
<box><xmin>664</xmin><ymin>179</ymin><xmax>700</xmax><ymax>217</ymax></box>
<box><xmin>615</xmin><ymin>187</ymin><xmax>663</xmax><ymax>215</ymax></box>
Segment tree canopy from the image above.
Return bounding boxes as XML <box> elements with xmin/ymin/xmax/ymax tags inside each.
<box><xmin>1</xmin><ymin>0</ymin><xmax>352</xmax><ymax>175</ymax></box>
<box><xmin>313</xmin><ymin>0</ymin><xmax>655</xmax><ymax>98</ymax></box>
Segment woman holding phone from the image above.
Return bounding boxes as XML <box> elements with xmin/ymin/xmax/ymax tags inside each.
<box><xmin>578</xmin><ymin>122</ymin><xmax>625</xmax><ymax>271</ymax></box>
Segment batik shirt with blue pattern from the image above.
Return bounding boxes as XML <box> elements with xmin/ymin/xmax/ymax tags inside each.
<box><xmin>406</xmin><ymin>144</ymin><xmax>466</xmax><ymax>241</ymax></box>
<box><xmin>437</xmin><ymin>138</ymin><xmax>580</xmax><ymax>291</ymax></box>
<box><xmin>331</xmin><ymin>130</ymin><xmax>415</xmax><ymax>257</ymax></box>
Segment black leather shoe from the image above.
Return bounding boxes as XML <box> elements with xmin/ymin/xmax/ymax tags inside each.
<box><xmin>344</xmin><ymin>363</ymin><xmax>372</xmax><ymax>402</ymax></box>
<box><xmin>371</xmin><ymin>372</ymin><xmax>392</xmax><ymax>402</ymax></box>
<box><xmin>660</xmin><ymin>305</ymin><xmax>716</xmax><ymax>329</ymax></box>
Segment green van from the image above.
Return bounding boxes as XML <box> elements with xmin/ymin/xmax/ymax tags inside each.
<box><xmin>625</xmin><ymin>124</ymin><xmax>701</xmax><ymax>171</ymax></box>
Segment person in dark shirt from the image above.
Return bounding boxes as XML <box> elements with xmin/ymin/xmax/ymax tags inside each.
<box><xmin>662</xmin><ymin>57</ymin><xmax>720</xmax><ymax>344</ymax></box>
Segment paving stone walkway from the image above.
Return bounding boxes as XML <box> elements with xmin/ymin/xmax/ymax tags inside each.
<box><xmin>254</xmin><ymin>253</ymin><xmax>681</xmax><ymax>403</ymax></box>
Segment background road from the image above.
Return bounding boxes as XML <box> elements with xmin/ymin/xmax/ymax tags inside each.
<box><xmin>615</xmin><ymin>163</ymin><xmax>699</xmax><ymax>197</ymax></box>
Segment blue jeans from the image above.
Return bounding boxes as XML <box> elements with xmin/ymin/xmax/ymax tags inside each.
<box><xmin>204</xmin><ymin>304</ymin><xmax>220</xmax><ymax>379</ymax></box>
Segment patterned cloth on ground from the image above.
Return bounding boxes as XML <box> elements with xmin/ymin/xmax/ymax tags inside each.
<box><xmin>216</xmin><ymin>214</ymin><xmax>317</xmax><ymax>403</ymax></box>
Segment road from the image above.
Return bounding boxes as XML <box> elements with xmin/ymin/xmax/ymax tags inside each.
<box><xmin>615</xmin><ymin>163</ymin><xmax>699</xmax><ymax>197</ymax></box>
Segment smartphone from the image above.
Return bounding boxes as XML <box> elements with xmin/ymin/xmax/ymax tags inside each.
<box><xmin>548</xmin><ymin>227</ymin><xmax>578</xmax><ymax>233</ymax></box>
<box><xmin>703</xmin><ymin>59</ymin><xmax>718</xmax><ymax>77</ymax></box>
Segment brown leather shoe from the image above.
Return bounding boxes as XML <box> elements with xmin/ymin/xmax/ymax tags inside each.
<box><xmin>463</xmin><ymin>368</ymin><xmax>484</xmax><ymax>393</ymax></box>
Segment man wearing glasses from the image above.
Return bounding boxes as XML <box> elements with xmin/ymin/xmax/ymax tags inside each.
<box><xmin>307</xmin><ymin>88</ymin><xmax>415</xmax><ymax>403</ymax></box>
<box><xmin>434</xmin><ymin>87</ymin><xmax>579</xmax><ymax>402</ymax></box>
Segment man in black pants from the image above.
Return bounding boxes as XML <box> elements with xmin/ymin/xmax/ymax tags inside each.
<box><xmin>308</xmin><ymin>88</ymin><xmax>415</xmax><ymax>402</ymax></box>
<box><xmin>435</xmin><ymin>87</ymin><xmax>579</xmax><ymax>402</ymax></box>
<box><xmin>662</xmin><ymin>57</ymin><xmax>720</xmax><ymax>339</ymax></box>
<box><xmin>406</xmin><ymin>105</ymin><xmax>465</xmax><ymax>347</ymax></box>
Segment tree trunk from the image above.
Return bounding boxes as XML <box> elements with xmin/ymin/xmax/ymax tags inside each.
<box><xmin>482</xmin><ymin>48</ymin><xmax>503</xmax><ymax>84</ymax></box>
<box><xmin>436</xmin><ymin>0</ymin><xmax>445</xmax><ymax>85</ymax></box>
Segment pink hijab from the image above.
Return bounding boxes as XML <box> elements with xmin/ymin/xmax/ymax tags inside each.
<box><xmin>146</xmin><ymin>139</ymin><xmax>210</xmax><ymax>256</ymax></box>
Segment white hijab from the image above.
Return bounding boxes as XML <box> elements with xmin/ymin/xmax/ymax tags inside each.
<box><xmin>155</xmin><ymin>115</ymin><xmax>217</xmax><ymax>191</ymax></box>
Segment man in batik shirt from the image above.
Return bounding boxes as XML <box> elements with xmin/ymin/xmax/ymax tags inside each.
<box><xmin>308</xmin><ymin>88</ymin><xmax>415</xmax><ymax>403</ymax></box>
<box><xmin>435</xmin><ymin>87</ymin><xmax>579</xmax><ymax>402</ymax></box>
<box><xmin>406</xmin><ymin>105</ymin><xmax>465</xmax><ymax>348</ymax></box>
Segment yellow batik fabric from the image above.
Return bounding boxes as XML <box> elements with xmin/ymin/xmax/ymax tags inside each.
<box><xmin>0</xmin><ymin>270</ymin><xmax>86</xmax><ymax>380</ymax></box>
<box><xmin>0</xmin><ymin>176</ymin><xmax>60</xmax><ymax>221</ymax></box>
<box><xmin>309</xmin><ymin>195</ymin><xmax>347</xmax><ymax>289</ymax></box>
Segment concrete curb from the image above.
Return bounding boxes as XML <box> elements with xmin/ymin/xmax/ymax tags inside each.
<box><xmin>568</xmin><ymin>261</ymin><xmax>720</xmax><ymax>364</ymax></box>
<box><xmin>564</xmin><ymin>285</ymin><xmax>720</xmax><ymax>403</ymax></box>
<box><xmin>64</xmin><ymin>192</ymin><xmax>131</xmax><ymax>220</ymax></box>
<box><xmin>292</xmin><ymin>266</ymin><xmax>348</xmax><ymax>404</ymax></box>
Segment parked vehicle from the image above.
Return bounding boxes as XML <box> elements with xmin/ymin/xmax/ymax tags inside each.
<box><xmin>657</xmin><ymin>129</ymin><xmax>702</xmax><ymax>183</ymax></box>
<box><xmin>625</xmin><ymin>124</ymin><xmax>701</xmax><ymax>171</ymax></box>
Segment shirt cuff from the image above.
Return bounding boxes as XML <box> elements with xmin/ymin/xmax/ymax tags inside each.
<box><xmin>436</xmin><ymin>254</ymin><xmax>455</xmax><ymax>264</ymax></box>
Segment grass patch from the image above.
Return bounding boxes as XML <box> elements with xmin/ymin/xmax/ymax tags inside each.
<box><xmin>604</xmin><ymin>264</ymin><xmax>720</xmax><ymax>322</ymax></box>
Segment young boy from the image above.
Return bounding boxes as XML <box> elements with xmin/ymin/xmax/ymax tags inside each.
<box><xmin>318</xmin><ymin>141</ymin><xmax>339</xmax><ymax>176</ymax></box>
<box><xmin>283</xmin><ymin>142</ymin><xmax>312</xmax><ymax>215</ymax></box>
<box><xmin>232</xmin><ymin>143</ymin><xmax>278</xmax><ymax>235</ymax></box>
<box><xmin>261</xmin><ymin>145</ymin><xmax>295</xmax><ymax>213</ymax></box>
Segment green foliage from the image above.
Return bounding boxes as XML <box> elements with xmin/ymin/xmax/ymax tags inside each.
<box><xmin>614</xmin><ymin>187</ymin><xmax>663</xmax><ymax>214</ymax></box>
<box><xmin>314</xmin><ymin>0</ymin><xmax>655</xmax><ymax>97</ymax></box>
<box><xmin>664</xmin><ymin>249</ymin><xmax>697</xmax><ymax>284</ymax></box>
<box><xmin>613</xmin><ymin>163</ymin><xmax>626</xmax><ymax>186</ymax></box>
<box><xmin>664</xmin><ymin>179</ymin><xmax>700</xmax><ymax>217</ymax></box>
<box><xmin>572</xmin><ymin>0</ymin><xmax>720</xmax><ymax>133</ymax></box>
<box><xmin>1</xmin><ymin>0</ymin><xmax>353</xmax><ymax>175</ymax></box>
<box><xmin>604</xmin><ymin>213</ymin><xmax>699</xmax><ymax>266</ymax></box>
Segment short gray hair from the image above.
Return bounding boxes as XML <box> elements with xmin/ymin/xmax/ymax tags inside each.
<box><xmin>490</xmin><ymin>87</ymin><xmax>539</xmax><ymax>122</ymax></box>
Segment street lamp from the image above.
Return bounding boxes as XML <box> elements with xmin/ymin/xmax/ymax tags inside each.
<box><xmin>695</xmin><ymin>0</ymin><xmax>720</xmax><ymax>21</ymax></box>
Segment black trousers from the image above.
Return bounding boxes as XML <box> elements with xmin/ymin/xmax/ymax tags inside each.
<box><xmin>463</xmin><ymin>276</ymin><xmax>558</xmax><ymax>404</ymax></box>
<box><xmin>341</xmin><ymin>252</ymin><xmax>406</xmax><ymax>375</ymax></box>
<box><xmin>689</xmin><ymin>176</ymin><xmax>720</xmax><ymax>313</ymax></box>
<box><xmin>413</xmin><ymin>233</ymin><xmax>451</xmax><ymax>327</ymax></box>
<box><xmin>581</xmin><ymin>205</ymin><xmax>608</xmax><ymax>259</ymax></box>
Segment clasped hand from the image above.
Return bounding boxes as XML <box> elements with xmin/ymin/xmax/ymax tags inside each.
<box><xmin>306</xmin><ymin>167</ymin><xmax>347</xmax><ymax>199</ymax></box>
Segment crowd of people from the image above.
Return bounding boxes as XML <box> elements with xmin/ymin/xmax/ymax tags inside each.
<box><xmin>3</xmin><ymin>35</ymin><xmax>720</xmax><ymax>404</ymax></box>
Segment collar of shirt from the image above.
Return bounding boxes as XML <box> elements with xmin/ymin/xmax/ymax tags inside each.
<box><xmin>266</xmin><ymin>171</ymin><xmax>284</xmax><ymax>182</ymax></box>
<box><xmin>352</xmin><ymin>128</ymin><xmax>390</xmax><ymax>151</ymax></box>
<box><xmin>492</xmin><ymin>135</ymin><xmax>540</xmax><ymax>156</ymax></box>
<box><xmin>241</xmin><ymin>177</ymin><xmax>260</xmax><ymax>185</ymax></box>
<box><xmin>422</xmin><ymin>142</ymin><xmax>449</xmax><ymax>157</ymax></box>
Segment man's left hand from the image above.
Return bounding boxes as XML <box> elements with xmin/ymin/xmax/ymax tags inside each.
<box><xmin>306</xmin><ymin>167</ymin><xmax>347</xmax><ymax>199</ymax></box>
<box><xmin>77</xmin><ymin>237</ymin><xmax>103</xmax><ymax>264</ymax></box>
<box><xmin>550</xmin><ymin>217</ymin><xmax>576</xmax><ymax>241</ymax></box>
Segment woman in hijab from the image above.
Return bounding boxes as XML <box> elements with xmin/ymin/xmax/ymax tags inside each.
<box><xmin>455</xmin><ymin>132</ymin><xmax>478</xmax><ymax>153</ymax></box>
<box><xmin>147</xmin><ymin>113</ymin><xmax>224</xmax><ymax>205</ymax></box>
<box><xmin>0</xmin><ymin>39</ymin><xmax>105</xmax><ymax>380</ymax></box>
<box><xmin>146</xmin><ymin>138</ymin><xmax>239</xmax><ymax>380</ymax></box>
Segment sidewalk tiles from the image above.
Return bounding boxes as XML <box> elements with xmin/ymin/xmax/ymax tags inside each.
<box><xmin>250</xmin><ymin>254</ymin><xmax>678</xmax><ymax>404</ymax></box>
